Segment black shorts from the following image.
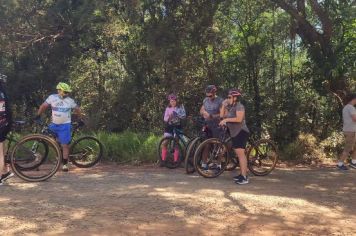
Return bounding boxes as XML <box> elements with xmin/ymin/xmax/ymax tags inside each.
<box><xmin>231</xmin><ymin>130</ymin><xmax>249</xmax><ymax>149</ymax></box>
<box><xmin>0</xmin><ymin>125</ymin><xmax>11</xmax><ymax>142</ymax></box>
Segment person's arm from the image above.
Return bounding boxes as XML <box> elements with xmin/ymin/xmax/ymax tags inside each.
<box><xmin>351</xmin><ymin>110</ymin><xmax>356</xmax><ymax>122</ymax></box>
<box><xmin>220</xmin><ymin>99</ymin><xmax>228</xmax><ymax>119</ymax></box>
<box><xmin>219</xmin><ymin>105</ymin><xmax>245</xmax><ymax>126</ymax></box>
<box><xmin>200</xmin><ymin>105</ymin><xmax>210</xmax><ymax>119</ymax></box>
<box><xmin>37</xmin><ymin>103</ymin><xmax>49</xmax><ymax>116</ymax></box>
<box><xmin>223</xmin><ymin>110</ymin><xmax>244</xmax><ymax>123</ymax></box>
<box><xmin>164</xmin><ymin>108</ymin><xmax>170</xmax><ymax>122</ymax></box>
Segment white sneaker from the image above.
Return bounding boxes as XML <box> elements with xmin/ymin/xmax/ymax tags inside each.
<box><xmin>0</xmin><ymin>172</ymin><xmax>14</xmax><ymax>182</ymax></box>
<box><xmin>62</xmin><ymin>164</ymin><xmax>69</xmax><ymax>172</ymax></box>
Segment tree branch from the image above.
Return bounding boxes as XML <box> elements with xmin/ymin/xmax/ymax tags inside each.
<box><xmin>308</xmin><ymin>0</ymin><xmax>333</xmax><ymax>39</ymax></box>
<box><xmin>270</xmin><ymin>0</ymin><xmax>320</xmax><ymax>44</ymax></box>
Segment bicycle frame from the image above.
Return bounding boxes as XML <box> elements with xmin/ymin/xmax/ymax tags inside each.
<box><xmin>171</xmin><ymin>126</ymin><xmax>190</xmax><ymax>149</ymax></box>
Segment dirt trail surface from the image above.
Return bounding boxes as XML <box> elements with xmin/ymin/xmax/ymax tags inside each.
<box><xmin>0</xmin><ymin>164</ymin><xmax>355</xmax><ymax>236</ymax></box>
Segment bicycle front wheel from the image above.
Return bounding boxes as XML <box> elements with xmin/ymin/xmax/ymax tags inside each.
<box><xmin>69</xmin><ymin>136</ymin><xmax>103</xmax><ymax>168</ymax></box>
<box><xmin>10</xmin><ymin>134</ymin><xmax>61</xmax><ymax>182</ymax></box>
<box><xmin>184</xmin><ymin>137</ymin><xmax>200</xmax><ymax>174</ymax></box>
<box><xmin>193</xmin><ymin>138</ymin><xmax>228</xmax><ymax>178</ymax></box>
<box><xmin>158</xmin><ymin>137</ymin><xmax>184</xmax><ymax>169</ymax></box>
<box><xmin>247</xmin><ymin>139</ymin><xmax>279</xmax><ymax>176</ymax></box>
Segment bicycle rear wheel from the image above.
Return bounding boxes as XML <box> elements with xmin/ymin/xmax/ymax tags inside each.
<box><xmin>10</xmin><ymin>134</ymin><xmax>61</xmax><ymax>182</ymax></box>
<box><xmin>247</xmin><ymin>139</ymin><xmax>279</xmax><ymax>176</ymax></box>
<box><xmin>184</xmin><ymin>137</ymin><xmax>200</xmax><ymax>174</ymax></box>
<box><xmin>70</xmin><ymin>136</ymin><xmax>103</xmax><ymax>168</ymax></box>
<box><xmin>193</xmin><ymin>138</ymin><xmax>228</xmax><ymax>178</ymax></box>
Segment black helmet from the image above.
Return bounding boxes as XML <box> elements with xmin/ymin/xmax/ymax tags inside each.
<box><xmin>205</xmin><ymin>85</ymin><xmax>217</xmax><ymax>93</ymax></box>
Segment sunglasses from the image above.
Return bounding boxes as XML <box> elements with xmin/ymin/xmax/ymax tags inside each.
<box><xmin>228</xmin><ymin>96</ymin><xmax>233</xmax><ymax>99</ymax></box>
<box><xmin>206</xmin><ymin>95</ymin><xmax>213</xmax><ymax>98</ymax></box>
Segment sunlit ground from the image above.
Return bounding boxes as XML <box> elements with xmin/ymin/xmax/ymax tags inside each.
<box><xmin>0</xmin><ymin>165</ymin><xmax>355</xmax><ymax>235</ymax></box>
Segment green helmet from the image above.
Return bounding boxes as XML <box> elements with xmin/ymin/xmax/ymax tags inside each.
<box><xmin>56</xmin><ymin>82</ymin><xmax>72</xmax><ymax>92</ymax></box>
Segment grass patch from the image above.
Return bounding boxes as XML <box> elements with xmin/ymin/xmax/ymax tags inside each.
<box><xmin>95</xmin><ymin>131</ymin><xmax>161</xmax><ymax>163</ymax></box>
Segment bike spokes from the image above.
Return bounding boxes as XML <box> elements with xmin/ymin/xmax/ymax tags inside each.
<box><xmin>248</xmin><ymin>139</ymin><xmax>278</xmax><ymax>176</ymax></box>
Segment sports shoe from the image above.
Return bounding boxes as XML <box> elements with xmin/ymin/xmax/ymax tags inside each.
<box><xmin>235</xmin><ymin>175</ymin><xmax>249</xmax><ymax>185</ymax></box>
<box><xmin>0</xmin><ymin>171</ymin><xmax>14</xmax><ymax>182</ymax></box>
<box><xmin>62</xmin><ymin>164</ymin><xmax>69</xmax><ymax>172</ymax></box>
<box><xmin>201</xmin><ymin>164</ymin><xmax>209</xmax><ymax>171</ymax></box>
<box><xmin>337</xmin><ymin>164</ymin><xmax>348</xmax><ymax>171</ymax></box>
<box><xmin>349</xmin><ymin>162</ymin><xmax>356</xmax><ymax>169</ymax></box>
<box><xmin>233</xmin><ymin>175</ymin><xmax>242</xmax><ymax>181</ymax></box>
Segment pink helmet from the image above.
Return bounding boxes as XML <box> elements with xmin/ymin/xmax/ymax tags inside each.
<box><xmin>167</xmin><ymin>94</ymin><xmax>177</xmax><ymax>101</ymax></box>
<box><xmin>228</xmin><ymin>88</ymin><xmax>242</xmax><ymax>97</ymax></box>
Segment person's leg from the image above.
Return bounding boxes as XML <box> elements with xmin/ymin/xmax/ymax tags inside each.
<box><xmin>173</xmin><ymin>138</ymin><xmax>179</xmax><ymax>162</ymax></box>
<box><xmin>231</xmin><ymin>131</ymin><xmax>249</xmax><ymax>184</ymax></box>
<box><xmin>0</xmin><ymin>142</ymin><xmax>5</xmax><ymax>175</ymax></box>
<box><xmin>0</xmin><ymin>140</ymin><xmax>13</xmax><ymax>183</ymax></box>
<box><xmin>202</xmin><ymin>124</ymin><xmax>216</xmax><ymax>169</ymax></box>
<box><xmin>62</xmin><ymin>144</ymin><xmax>69</xmax><ymax>161</ymax></box>
<box><xmin>161</xmin><ymin>138</ymin><xmax>168</xmax><ymax>161</ymax></box>
<box><xmin>56</xmin><ymin>124</ymin><xmax>72</xmax><ymax>171</ymax></box>
<box><xmin>338</xmin><ymin>132</ymin><xmax>354</xmax><ymax>170</ymax></box>
<box><xmin>162</xmin><ymin>132</ymin><xmax>173</xmax><ymax>161</ymax></box>
<box><xmin>235</xmin><ymin>148</ymin><xmax>247</xmax><ymax>176</ymax></box>
<box><xmin>349</xmin><ymin>133</ymin><xmax>356</xmax><ymax>168</ymax></box>
<box><xmin>0</xmin><ymin>129</ymin><xmax>9</xmax><ymax>175</ymax></box>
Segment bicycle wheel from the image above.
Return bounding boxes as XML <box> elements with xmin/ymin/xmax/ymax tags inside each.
<box><xmin>247</xmin><ymin>139</ymin><xmax>279</xmax><ymax>176</ymax></box>
<box><xmin>158</xmin><ymin>137</ymin><xmax>184</xmax><ymax>169</ymax></box>
<box><xmin>15</xmin><ymin>139</ymin><xmax>49</xmax><ymax>171</ymax></box>
<box><xmin>193</xmin><ymin>138</ymin><xmax>228</xmax><ymax>178</ymax></box>
<box><xmin>10</xmin><ymin>134</ymin><xmax>61</xmax><ymax>182</ymax></box>
<box><xmin>69</xmin><ymin>136</ymin><xmax>103</xmax><ymax>168</ymax></box>
<box><xmin>184</xmin><ymin>137</ymin><xmax>200</xmax><ymax>174</ymax></box>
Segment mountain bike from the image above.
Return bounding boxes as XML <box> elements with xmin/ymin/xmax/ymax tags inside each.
<box><xmin>5</xmin><ymin>121</ymin><xmax>62</xmax><ymax>182</ymax></box>
<box><xmin>193</xmin><ymin>125</ymin><xmax>279</xmax><ymax>178</ymax></box>
<box><xmin>34</xmin><ymin>119</ymin><xmax>104</xmax><ymax>168</ymax></box>
<box><xmin>157</xmin><ymin>125</ymin><xmax>191</xmax><ymax>169</ymax></box>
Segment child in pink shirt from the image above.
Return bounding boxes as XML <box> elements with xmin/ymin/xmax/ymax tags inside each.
<box><xmin>160</xmin><ymin>94</ymin><xmax>186</xmax><ymax>166</ymax></box>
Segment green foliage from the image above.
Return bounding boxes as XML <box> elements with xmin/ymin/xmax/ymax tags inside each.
<box><xmin>95</xmin><ymin>131</ymin><xmax>161</xmax><ymax>163</ymax></box>
<box><xmin>320</xmin><ymin>132</ymin><xmax>344</xmax><ymax>159</ymax></box>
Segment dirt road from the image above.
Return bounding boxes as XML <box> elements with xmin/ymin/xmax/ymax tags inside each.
<box><xmin>1</xmin><ymin>164</ymin><xmax>355</xmax><ymax>236</ymax></box>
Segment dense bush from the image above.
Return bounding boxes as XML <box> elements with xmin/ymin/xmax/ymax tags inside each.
<box><xmin>320</xmin><ymin>132</ymin><xmax>344</xmax><ymax>159</ymax></box>
<box><xmin>281</xmin><ymin>133</ymin><xmax>326</xmax><ymax>164</ymax></box>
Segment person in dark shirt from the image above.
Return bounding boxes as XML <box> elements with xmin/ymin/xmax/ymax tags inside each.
<box><xmin>0</xmin><ymin>74</ymin><xmax>14</xmax><ymax>185</ymax></box>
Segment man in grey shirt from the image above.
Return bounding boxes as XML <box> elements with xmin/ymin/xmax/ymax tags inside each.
<box><xmin>199</xmin><ymin>85</ymin><xmax>223</xmax><ymax>170</ymax></box>
<box><xmin>337</xmin><ymin>93</ymin><xmax>356</xmax><ymax>170</ymax></box>
<box><xmin>200</xmin><ymin>85</ymin><xmax>224</xmax><ymax>138</ymax></box>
